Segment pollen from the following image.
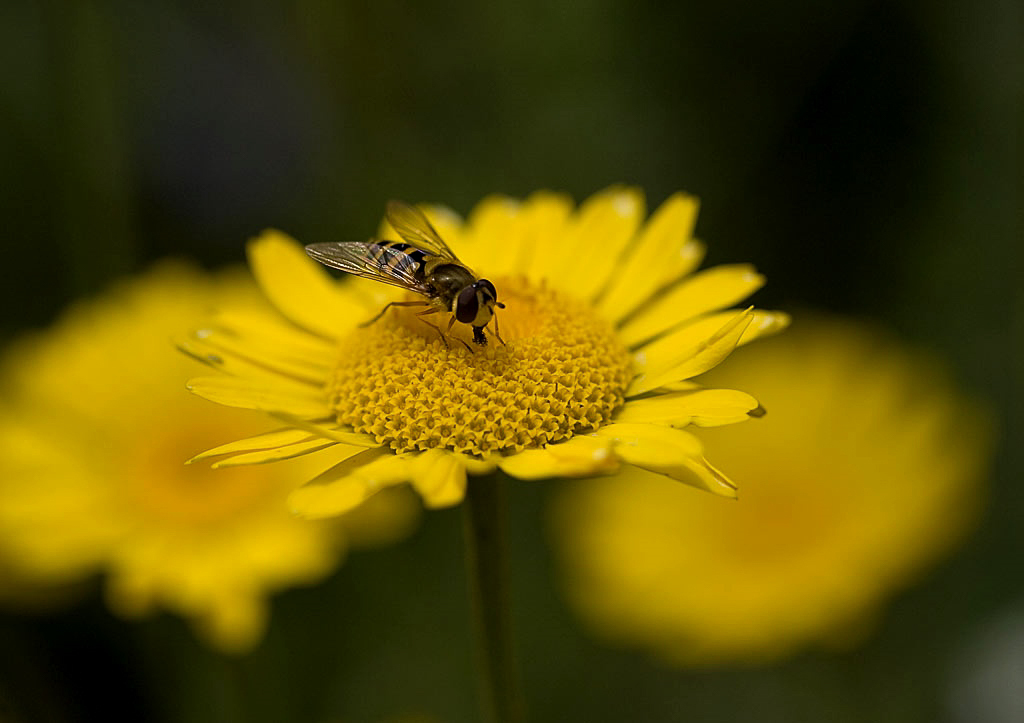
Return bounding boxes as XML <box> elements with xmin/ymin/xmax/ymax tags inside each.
<box><xmin>327</xmin><ymin>279</ymin><xmax>633</xmax><ymax>456</ymax></box>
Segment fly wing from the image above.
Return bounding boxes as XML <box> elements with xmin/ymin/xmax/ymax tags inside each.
<box><xmin>304</xmin><ymin>241</ymin><xmax>434</xmax><ymax>296</ymax></box>
<box><xmin>385</xmin><ymin>201</ymin><xmax>463</xmax><ymax>263</ymax></box>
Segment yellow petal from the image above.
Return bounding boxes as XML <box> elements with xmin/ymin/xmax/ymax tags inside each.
<box><xmin>596</xmin><ymin>422</ymin><xmax>703</xmax><ymax>455</ymax></box>
<box><xmin>335</xmin><ymin>276</ymin><xmax>398</xmax><ymax>316</ymax></box>
<box><xmin>550</xmin><ymin>186</ymin><xmax>646</xmax><ymax>301</ymax></box>
<box><xmin>521</xmin><ymin>192</ymin><xmax>577</xmax><ymax>282</ymax></box>
<box><xmin>177</xmin><ymin>331</ymin><xmax>328</xmax><ymax>386</ymax></box>
<box><xmin>740</xmin><ymin>309</ymin><xmax>791</xmax><ymax>343</ymax></box>
<box><xmin>597</xmin><ymin>192</ymin><xmax>703</xmax><ymax>323</ymax></box>
<box><xmin>247</xmin><ymin>230</ymin><xmax>363</xmax><ymax>338</ymax></box>
<box><xmin>627</xmin><ymin>309</ymin><xmax>755</xmax><ymax>396</ymax></box>
<box><xmin>461</xmin><ymin>195</ymin><xmax>523</xmax><ymax>276</ymax></box>
<box><xmin>187</xmin><ymin>427</ymin><xmax>320</xmax><ymax>464</ymax></box>
<box><xmin>615</xmin><ymin>389</ymin><xmax>760</xmax><ymax>428</ymax></box>
<box><xmin>264</xmin><ymin>412</ymin><xmax>380</xmax><ymax>447</ymax></box>
<box><xmin>618</xmin><ymin>264</ymin><xmax>764</xmax><ymax>348</ymax></box>
<box><xmin>210</xmin><ymin>439</ymin><xmax>345</xmax><ymax>468</ymax></box>
<box><xmin>648</xmin><ymin>380</ymin><xmax>701</xmax><ymax>393</ymax></box>
<box><xmin>690</xmin><ymin>455</ymin><xmax>740</xmax><ymax>498</ymax></box>
<box><xmin>186</xmin><ymin>376</ymin><xmax>332</xmax><ymax>419</ymax></box>
<box><xmin>461</xmin><ymin>453</ymin><xmax>500</xmax><ymax>476</ymax></box>
<box><xmin>178</xmin><ymin>335</ymin><xmax>273</xmax><ymax>382</ymax></box>
<box><xmin>633</xmin><ymin>309</ymin><xmax>790</xmax><ymax>378</ymax></box>
<box><xmin>595</xmin><ymin>423</ymin><xmax>737</xmax><ymax>497</ymax></box>
<box><xmin>202</xmin><ymin>323</ymin><xmax>334</xmax><ymax>374</ymax></box>
<box><xmin>409</xmin><ymin>449</ymin><xmax>468</xmax><ymax>508</ymax></box>
<box><xmin>498</xmin><ymin>436</ymin><xmax>618</xmax><ymax>480</ymax></box>
<box><xmin>289</xmin><ymin>448</ymin><xmax>410</xmax><ymax>518</ymax></box>
<box><xmin>211</xmin><ymin>307</ymin><xmax>339</xmax><ymax>358</ymax></box>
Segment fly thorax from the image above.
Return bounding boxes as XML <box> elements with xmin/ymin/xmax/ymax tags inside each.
<box><xmin>428</xmin><ymin>264</ymin><xmax>476</xmax><ymax>304</ymax></box>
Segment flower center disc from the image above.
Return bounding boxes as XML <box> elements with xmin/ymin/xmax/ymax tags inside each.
<box><xmin>328</xmin><ymin>278</ymin><xmax>633</xmax><ymax>456</ymax></box>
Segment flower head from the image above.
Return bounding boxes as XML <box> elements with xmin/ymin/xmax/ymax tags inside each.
<box><xmin>184</xmin><ymin>187</ymin><xmax>789</xmax><ymax>517</ymax></box>
<box><xmin>0</xmin><ymin>265</ymin><xmax>418</xmax><ymax>653</ymax></box>
<box><xmin>549</xmin><ymin>318</ymin><xmax>992</xmax><ymax>665</ymax></box>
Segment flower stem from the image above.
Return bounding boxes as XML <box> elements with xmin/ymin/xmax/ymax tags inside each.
<box><xmin>463</xmin><ymin>474</ymin><xmax>525</xmax><ymax>723</ymax></box>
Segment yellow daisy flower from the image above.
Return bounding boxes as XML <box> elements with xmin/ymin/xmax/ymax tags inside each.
<box><xmin>0</xmin><ymin>264</ymin><xmax>419</xmax><ymax>653</ymax></box>
<box><xmin>183</xmin><ymin>187</ymin><xmax>789</xmax><ymax>517</ymax></box>
<box><xmin>549</xmin><ymin>317</ymin><xmax>992</xmax><ymax>665</ymax></box>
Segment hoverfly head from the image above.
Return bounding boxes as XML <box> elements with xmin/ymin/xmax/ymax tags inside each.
<box><xmin>457</xmin><ymin>279</ymin><xmax>504</xmax><ymax>347</ymax></box>
<box><xmin>455</xmin><ymin>279</ymin><xmax>502</xmax><ymax>325</ymax></box>
<box><xmin>477</xmin><ymin>279</ymin><xmax>503</xmax><ymax>309</ymax></box>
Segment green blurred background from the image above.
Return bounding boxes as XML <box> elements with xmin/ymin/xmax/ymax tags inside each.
<box><xmin>0</xmin><ymin>0</ymin><xmax>1018</xmax><ymax>721</ymax></box>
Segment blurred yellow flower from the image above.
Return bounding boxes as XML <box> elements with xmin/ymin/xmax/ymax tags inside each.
<box><xmin>182</xmin><ymin>187</ymin><xmax>789</xmax><ymax>517</ymax></box>
<box><xmin>550</xmin><ymin>318</ymin><xmax>991</xmax><ymax>665</ymax></box>
<box><xmin>0</xmin><ymin>264</ymin><xmax>419</xmax><ymax>653</ymax></box>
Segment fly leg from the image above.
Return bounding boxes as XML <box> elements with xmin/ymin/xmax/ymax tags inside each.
<box><xmin>444</xmin><ymin>315</ymin><xmax>474</xmax><ymax>351</ymax></box>
<box><xmin>487</xmin><ymin>312</ymin><xmax>507</xmax><ymax>346</ymax></box>
<box><xmin>360</xmin><ymin>300</ymin><xmax>431</xmax><ymax>328</ymax></box>
<box><xmin>417</xmin><ymin>308</ymin><xmax>471</xmax><ymax>350</ymax></box>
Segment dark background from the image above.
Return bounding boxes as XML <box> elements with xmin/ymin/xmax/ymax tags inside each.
<box><xmin>0</xmin><ymin>1</ymin><xmax>1018</xmax><ymax>721</ymax></box>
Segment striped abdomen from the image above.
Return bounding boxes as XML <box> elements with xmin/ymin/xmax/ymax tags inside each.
<box><xmin>368</xmin><ymin>241</ymin><xmax>431</xmax><ymax>280</ymax></box>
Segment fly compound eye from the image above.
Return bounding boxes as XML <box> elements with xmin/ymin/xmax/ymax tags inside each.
<box><xmin>477</xmin><ymin>279</ymin><xmax>497</xmax><ymax>301</ymax></box>
<box><xmin>455</xmin><ymin>286</ymin><xmax>479</xmax><ymax>323</ymax></box>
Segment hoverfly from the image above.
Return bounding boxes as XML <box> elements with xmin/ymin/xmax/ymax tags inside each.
<box><xmin>304</xmin><ymin>201</ymin><xmax>505</xmax><ymax>348</ymax></box>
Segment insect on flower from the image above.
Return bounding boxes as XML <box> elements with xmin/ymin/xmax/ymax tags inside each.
<box><xmin>304</xmin><ymin>201</ymin><xmax>506</xmax><ymax>348</ymax></box>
